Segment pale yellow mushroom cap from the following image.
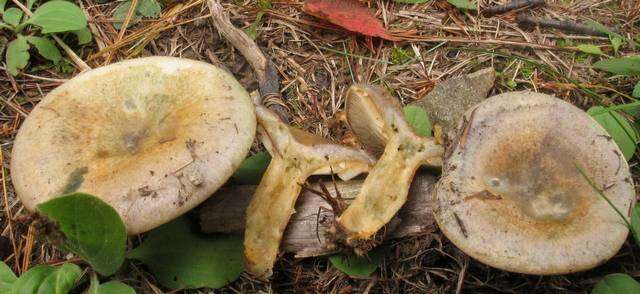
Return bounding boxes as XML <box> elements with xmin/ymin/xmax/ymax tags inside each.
<box><xmin>434</xmin><ymin>91</ymin><xmax>635</xmax><ymax>275</ymax></box>
<box><xmin>11</xmin><ymin>57</ymin><xmax>256</xmax><ymax>234</ymax></box>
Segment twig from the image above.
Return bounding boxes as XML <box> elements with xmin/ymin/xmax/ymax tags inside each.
<box><xmin>516</xmin><ymin>14</ymin><xmax>608</xmax><ymax>37</ymax></box>
<box><xmin>483</xmin><ymin>0</ymin><xmax>545</xmax><ymax>16</ymax></box>
<box><xmin>11</xmin><ymin>0</ymin><xmax>91</xmax><ymax>71</ymax></box>
<box><xmin>207</xmin><ymin>0</ymin><xmax>289</xmax><ymax>122</ymax></box>
<box><xmin>1</xmin><ymin>149</ymin><xmax>19</xmax><ymax>272</ymax></box>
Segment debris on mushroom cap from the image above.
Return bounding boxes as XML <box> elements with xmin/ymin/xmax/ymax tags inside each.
<box><xmin>10</xmin><ymin>57</ymin><xmax>256</xmax><ymax>234</ymax></box>
<box><xmin>244</xmin><ymin>105</ymin><xmax>374</xmax><ymax>279</ymax></box>
<box><xmin>337</xmin><ymin>84</ymin><xmax>444</xmax><ymax>245</ymax></box>
<box><xmin>434</xmin><ymin>91</ymin><xmax>636</xmax><ymax>275</ymax></box>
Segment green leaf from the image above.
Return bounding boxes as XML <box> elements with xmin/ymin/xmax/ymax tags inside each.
<box><xmin>329</xmin><ymin>247</ymin><xmax>386</xmax><ymax>278</ymax></box>
<box><xmin>634</xmin><ymin>81</ymin><xmax>640</xmax><ymax>98</ymax></box>
<box><xmin>506</xmin><ymin>79</ymin><xmax>518</xmax><ymax>89</ymax></box>
<box><xmin>577</xmin><ymin>44</ymin><xmax>604</xmax><ymax>55</ymax></box>
<box><xmin>113</xmin><ymin>1</ymin><xmax>141</xmax><ymax>30</ymax></box>
<box><xmin>586</xmin><ymin>20</ymin><xmax>639</xmax><ymax>49</ymax></box>
<box><xmin>38</xmin><ymin>193</ymin><xmax>127</xmax><ymax>276</ymax></box>
<box><xmin>3</xmin><ymin>8</ymin><xmax>24</xmax><ymax>27</ymax></box>
<box><xmin>0</xmin><ymin>0</ymin><xmax>7</xmax><ymax>12</ymax></box>
<box><xmin>127</xmin><ymin>217</ymin><xmax>244</xmax><ymax>289</ymax></box>
<box><xmin>593</xmin><ymin>56</ymin><xmax>640</xmax><ymax>76</ymax></box>
<box><xmin>588</xmin><ymin>106</ymin><xmax>638</xmax><ymax>160</ymax></box>
<box><xmin>27</xmin><ymin>1</ymin><xmax>87</xmax><ymax>34</ymax></box>
<box><xmin>10</xmin><ymin>263</ymin><xmax>81</xmax><ymax>294</ymax></box>
<box><xmin>592</xmin><ymin>273</ymin><xmax>640</xmax><ymax>294</ymax></box>
<box><xmin>26</xmin><ymin>36</ymin><xmax>62</xmax><ymax>64</ymax></box>
<box><xmin>403</xmin><ymin>105</ymin><xmax>432</xmax><ymax>137</ymax></box>
<box><xmin>137</xmin><ymin>0</ymin><xmax>161</xmax><ymax>18</ymax></box>
<box><xmin>395</xmin><ymin>0</ymin><xmax>429</xmax><ymax>3</ymax></box>
<box><xmin>88</xmin><ymin>274</ymin><xmax>136</xmax><ymax>294</ymax></box>
<box><xmin>26</xmin><ymin>0</ymin><xmax>36</xmax><ymax>11</ymax></box>
<box><xmin>232</xmin><ymin>151</ymin><xmax>271</xmax><ymax>184</ymax></box>
<box><xmin>6</xmin><ymin>35</ymin><xmax>30</xmax><ymax>76</ymax></box>
<box><xmin>447</xmin><ymin>0</ymin><xmax>476</xmax><ymax>10</ymax></box>
<box><xmin>631</xmin><ymin>204</ymin><xmax>640</xmax><ymax>246</ymax></box>
<box><xmin>72</xmin><ymin>27</ymin><xmax>93</xmax><ymax>45</ymax></box>
<box><xmin>610</xmin><ymin>37</ymin><xmax>623</xmax><ymax>55</ymax></box>
<box><xmin>0</xmin><ymin>262</ymin><xmax>17</xmax><ymax>292</ymax></box>
<box><xmin>38</xmin><ymin>263</ymin><xmax>82</xmax><ymax>294</ymax></box>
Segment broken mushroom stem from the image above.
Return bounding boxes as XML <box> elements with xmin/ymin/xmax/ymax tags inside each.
<box><xmin>336</xmin><ymin>84</ymin><xmax>444</xmax><ymax>246</ymax></box>
<box><xmin>244</xmin><ymin>105</ymin><xmax>374</xmax><ymax>279</ymax></box>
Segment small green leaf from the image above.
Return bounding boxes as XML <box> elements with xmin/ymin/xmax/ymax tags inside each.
<box><xmin>244</xmin><ymin>22</ymin><xmax>258</xmax><ymax>40</ymax></box>
<box><xmin>113</xmin><ymin>1</ymin><xmax>142</xmax><ymax>30</ymax></box>
<box><xmin>38</xmin><ymin>263</ymin><xmax>82</xmax><ymax>294</ymax></box>
<box><xmin>610</xmin><ymin>37</ymin><xmax>623</xmax><ymax>55</ymax></box>
<box><xmin>593</xmin><ymin>56</ymin><xmax>640</xmax><ymax>76</ymax></box>
<box><xmin>72</xmin><ymin>27</ymin><xmax>93</xmax><ymax>45</ymax></box>
<box><xmin>26</xmin><ymin>36</ymin><xmax>62</xmax><ymax>64</ymax></box>
<box><xmin>232</xmin><ymin>152</ymin><xmax>271</xmax><ymax>184</ymax></box>
<box><xmin>127</xmin><ymin>217</ymin><xmax>244</xmax><ymax>289</ymax></box>
<box><xmin>137</xmin><ymin>0</ymin><xmax>161</xmax><ymax>17</ymax></box>
<box><xmin>586</xmin><ymin>20</ymin><xmax>639</xmax><ymax>49</ymax></box>
<box><xmin>506</xmin><ymin>79</ymin><xmax>518</xmax><ymax>89</ymax></box>
<box><xmin>577</xmin><ymin>44</ymin><xmax>604</xmax><ymax>55</ymax></box>
<box><xmin>592</xmin><ymin>273</ymin><xmax>640</xmax><ymax>294</ymax></box>
<box><xmin>27</xmin><ymin>1</ymin><xmax>87</xmax><ymax>33</ymax></box>
<box><xmin>588</xmin><ymin>106</ymin><xmax>638</xmax><ymax>160</ymax></box>
<box><xmin>330</xmin><ymin>247</ymin><xmax>386</xmax><ymax>278</ymax></box>
<box><xmin>0</xmin><ymin>262</ymin><xmax>17</xmax><ymax>292</ymax></box>
<box><xmin>27</xmin><ymin>0</ymin><xmax>37</xmax><ymax>11</ymax></box>
<box><xmin>10</xmin><ymin>263</ymin><xmax>81</xmax><ymax>294</ymax></box>
<box><xmin>633</xmin><ymin>81</ymin><xmax>640</xmax><ymax>98</ymax></box>
<box><xmin>38</xmin><ymin>193</ymin><xmax>127</xmax><ymax>276</ymax></box>
<box><xmin>447</xmin><ymin>0</ymin><xmax>476</xmax><ymax>10</ymax></box>
<box><xmin>6</xmin><ymin>35</ymin><xmax>30</xmax><ymax>76</ymax></box>
<box><xmin>403</xmin><ymin>105</ymin><xmax>432</xmax><ymax>137</ymax></box>
<box><xmin>0</xmin><ymin>0</ymin><xmax>7</xmax><ymax>12</ymax></box>
<box><xmin>631</xmin><ymin>204</ymin><xmax>640</xmax><ymax>246</ymax></box>
<box><xmin>88</xmin><ymin>274</ymin><xmax>136</xmax><ymax>294</ymax></box>
<box><xmin>3</xmin><ymin>8</ymin><xmax>24</xmax><ymax>27</ymax></box>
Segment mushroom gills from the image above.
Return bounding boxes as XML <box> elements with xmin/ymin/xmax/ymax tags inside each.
<box><xmin>244</xmin><ymin>105</ymin><xmax>374</xmax><ymax>279</ymax></box>
<box><xmin>337</xmin><ymin>85</ymin><xmax>444</xmax><ymax>245</ymax></box>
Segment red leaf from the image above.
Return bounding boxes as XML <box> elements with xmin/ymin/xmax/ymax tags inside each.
<box><xmin>303</xmin><ymin>0</ymin><xmax>396</xmax><ymax>40</ymax></box>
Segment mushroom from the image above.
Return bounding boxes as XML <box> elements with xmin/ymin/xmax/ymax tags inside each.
<box><xmin>434</xmin><ymin>91</ymin><xmax>636</xmax><ymax>274</ymax></box>
<box><xmin>11</xmin><ymin>57</ymin><xmax>256</xmax><ymax>234</ymax></box>
<box><xmin>244</xmin><ymin>104</ymin><xmax>374</xmax><ymax>279</ymax></box>
<box><xmin>347</xmin><ymin>68</ymin><xmax>495</xmax><ymax>155</ymax></box>
<box><xmin>336</xmin><ymin>84</ymin><xmax>444</xmax><ymax>245</ymax></box>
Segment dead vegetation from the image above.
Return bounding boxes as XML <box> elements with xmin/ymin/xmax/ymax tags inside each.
<box><xmin>1</xmin><ymin>0</ymin><xmax>639</xmax><ymax>293</ymax></box>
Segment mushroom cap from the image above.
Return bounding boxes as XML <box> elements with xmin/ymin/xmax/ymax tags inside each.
<box><xmin>434</xmin><ymin>91</ymin><xmax>635</xmax><ymax>275</ymax></box>
<box><xmin>11</xmin><ymin>57</ymin><xmax>256</xmax><ymax>234</ymax></box>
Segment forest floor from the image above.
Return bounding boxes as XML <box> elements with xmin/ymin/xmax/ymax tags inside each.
<box><xmin>1</xmin><ymin>0</ymin><xmax>640</xmax><ymax>293</ymax></box>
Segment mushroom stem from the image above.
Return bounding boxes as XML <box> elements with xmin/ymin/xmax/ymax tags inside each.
<box><xmin>337</xmin><ymin>85</ymin><xmax>443</xmax><ymax>244</ymax></box>
<box><xmin>244</xmin><ymin>105</ymin><xmax>374</xmax><ymax>279</ymax></box>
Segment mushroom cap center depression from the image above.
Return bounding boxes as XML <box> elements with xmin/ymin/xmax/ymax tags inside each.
<box><xmin>479</xmin><ymin>132</ymin><xmax>584</xmax><ymax>222</ymax></box>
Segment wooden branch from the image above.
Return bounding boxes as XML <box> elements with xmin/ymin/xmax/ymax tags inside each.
<box><xmin>483</xmin><ymin>0</ymin><xmax>545</xmax><ymax>16</ymax></box>
<box><xmin>516</xmin><ymin>14</ymin><xmax>608</xmax><ymax>37</ymax></box>
<box><xmin>200</xmin><ymin>173</ymin><xmax>437</xmax><ymax>258</ymax></box>
<box><xmin>207</xmin><ymin>0</ymin><xmax>289</xmax><ymax>122</ymax></box>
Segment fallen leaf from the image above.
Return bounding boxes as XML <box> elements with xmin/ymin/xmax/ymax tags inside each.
<box><xmin>303</xmin><ymin>0</ymin><xmax>396</xmax><ymax>40</ymax></box>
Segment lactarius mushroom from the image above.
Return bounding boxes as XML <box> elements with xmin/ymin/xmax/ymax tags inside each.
<box><xmin>11</xmin><ymin>57</ymin><xmax>256</xmax><ymax>234</ymax></box>
<box><xmin>337</xmin><ymin>85</ymin><xmax>444</xmax><ymax>244</ymax></box>
<box><xmin>244</xmin><ymin>105</ymin><xmax>374</xmax><ymax>279</ymax></box>
<box><xmin>435</xmin><ymin>91</ymin><xmax>636</xmax><ymax>274</ymax></box>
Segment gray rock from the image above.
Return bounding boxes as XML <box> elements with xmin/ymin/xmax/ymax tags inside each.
<box><xmin>411</xmin><ymin>68</ymin><xmax>496</xmax><ymax>131</ymax></box>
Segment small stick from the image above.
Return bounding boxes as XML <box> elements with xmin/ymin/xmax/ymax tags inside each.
<box><xmin>207</xmin><ymin>0</ymin><xmax>289</xmax><ymax>122</ymax></box>
<box><xmin>516</xmin><ymin>14</ymin><xmax>608</xmax><ymax>37</ymax></box>
<box><xmin>483</xmin><ymin>0</ymin><xmax>545</xmax><ymax>16</ymax></box>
